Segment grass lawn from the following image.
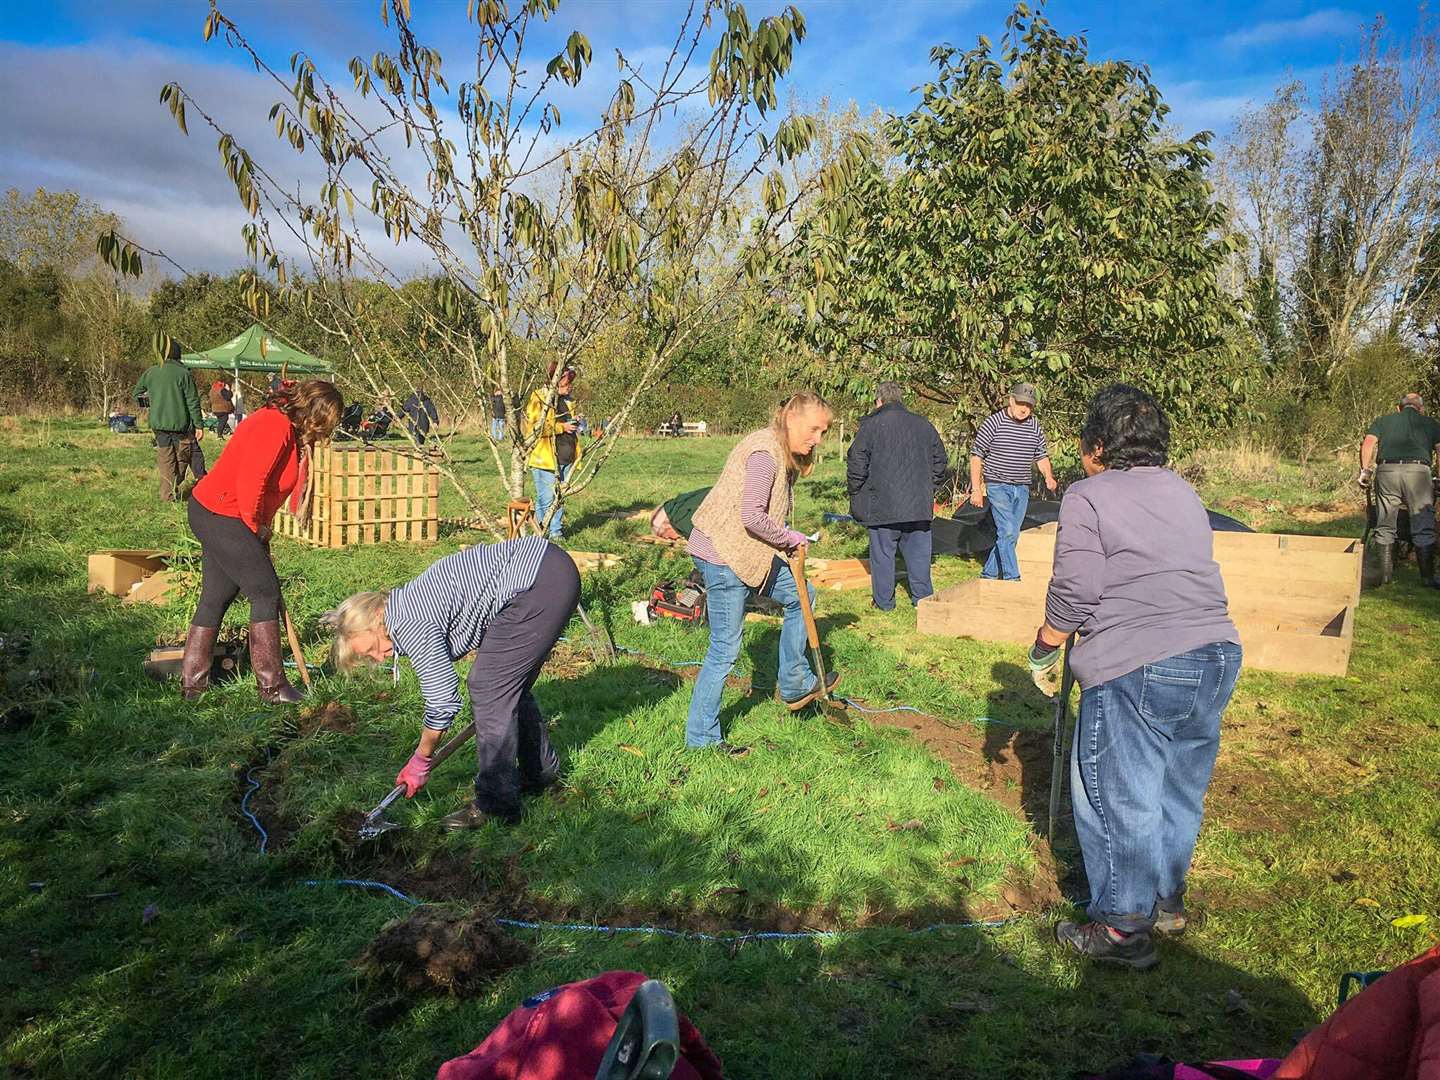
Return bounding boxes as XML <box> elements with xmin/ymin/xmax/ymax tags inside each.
<box><xmin>2</xmin><ymin>418</ymin><xmax>1437</xmax><ymax>1078</ymax></box>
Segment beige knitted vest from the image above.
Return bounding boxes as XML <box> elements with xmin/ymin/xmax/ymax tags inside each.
<box><xmin>691</xmin><ymin>428</ymin><xmax>793</xmax><ymax>587</ymax></box>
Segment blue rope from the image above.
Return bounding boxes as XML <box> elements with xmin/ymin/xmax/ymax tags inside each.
<box><xmin>491</xmin><ymin>915</ymin><xmax>1015</xmax><ymax>944</ymax></box>
<box><xmin>304</xmin><ymin>878</ymin><xmax>419</xmax><ymax>905</ymax></box>
<box><xmin>239</xmin><ymin>754</ymin><xmax>271</xmax><ymax>855</ymax></box>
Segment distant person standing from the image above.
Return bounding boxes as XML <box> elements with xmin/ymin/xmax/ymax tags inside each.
<box><xmin>1359</xmin><ymin>392</ymin><xmax>1440</xmax><ymax>587</ymax></box>
<box><xmin>525</xmin><ymin>364</ymin><xmax>581</xmax><ymax>540</ymax></box>
<box><xmin>209</xmin><ymin>379</ymin><xmax>234</xmax><ymax>438</ymax></box>
<box><xmin>968</xmin><ymin>383</ymin><xmax>1058</xmax><ymax>580</ymax></box>
<box><xmin>491</xmin><ymin>391</ymin><xmax>507</xmax><ymax>442</ymax></box>
<box><xmin>403</xmin><ymin>388</ymin><xmax>439</xmax><ymax>443</ymax></box>
<box><xmin>846</xmin><ymin>382</ymin><xmax>949</xmax><ymax>609</ymax></box>
<box><xmin>132</xmin><ymin>337</ymin><xmax>204</xmax><ymax>501</ymax></box>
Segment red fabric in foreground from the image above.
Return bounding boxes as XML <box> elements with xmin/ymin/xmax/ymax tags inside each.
<box><xmin>437</xmin><ymin>970</ymin><xmax>724</xmax><ymax>1080</ymax></box>
<box><xmin>1275</xmin><ymin>944</ymin><xmax>1440</xmax><ymax>1080</ymax></box>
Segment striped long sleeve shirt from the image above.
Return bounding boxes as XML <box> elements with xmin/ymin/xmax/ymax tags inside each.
<box><xmin>971</xmin><ymin>410</ymin><xmax>1049</xmax><ymax>485</ymax></box>
<box><xmin>385</xmin><ymin>535</ymin><xmax>549</xmax><ymax>730</ymax></box>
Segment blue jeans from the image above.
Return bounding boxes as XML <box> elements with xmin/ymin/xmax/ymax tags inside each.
<box><xmin>491</xmin><ymin>418</ymin><xmax>506</xmax><ymax>441</ymax></box>
<box><xmin>981</xmin><ymin>483</ymin><xmax>1029</xmax><ymax>579</ymax></box>
<box><xmin>866</xmin><ymin>523</ymin><xmax>934</xmax><ymax>609</ymax></box>
<box><xmin>1072</xmin><ymin>641</ymin><xmax>1242</xmax><ymax>933</ymax></box>
<box><xmin>531</xmin><ymin>464</ymin><xmax>571</xmax><ymax>539</ymax></box>
<box><xmin>686</xmin><ymin>556</ymin><xmax>816</xmax><ymax>747</ymax></box>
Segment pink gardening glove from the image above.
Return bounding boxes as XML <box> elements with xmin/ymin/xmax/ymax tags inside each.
<box><xmin>395</xmin><ymin>750</ymin><xmax>434</xmax><ymax>798</ymax></box>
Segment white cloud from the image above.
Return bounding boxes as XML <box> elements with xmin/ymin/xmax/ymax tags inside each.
<box><xmin>1221</xmin><ymin>9</ymin><xmax>1359</xmax><ymax>51</ymax></box>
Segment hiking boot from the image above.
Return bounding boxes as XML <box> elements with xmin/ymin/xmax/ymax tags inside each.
<box><xmin>1054</xmin><ymin>920</ymin><xmax>1159</xmax><ymax>970</ymax></box>
<box><xmin>180</xmin><ymin>623</ymin><xmax>219</xmax><ymax>702</ymax></box>
<box><xmin>439</xmin><ymin>800</ymin><xmax>520</xmax><ymax>831</ymax></box>
<box><xmin>248</xmin><ymin>620</ymin><xmax>304</xmax><ymax>704</ymax></box>
<box><xmin>1152</xmin><ymin>908</ymin><xmax>1196</xmax><ymax>936</ymax></box>
<box><xmin>779</xmin><ymin>670</ymin><xmax>841</xmax><ymax>711</ymax></box>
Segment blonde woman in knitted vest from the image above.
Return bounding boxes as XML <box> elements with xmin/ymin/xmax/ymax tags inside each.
<box><xmin>685</xmin><ymin>392</ymin><xmax>837</xmax><ymax>754</ymax></box>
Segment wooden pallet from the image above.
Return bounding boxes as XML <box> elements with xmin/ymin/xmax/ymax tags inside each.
<box><xmin>567</xmin><ymin>550</ymin><xmax>625</xmax><ymax>573</ymax></box>
<box><xmin>274</xmin><ymin>445</ymin><xmax>439</xmax><ymax>548</ymax></box>
<box><xmin>806</xmin><ymin>557</ymin><xmax>882</xmax><ymax>591</ymax></box>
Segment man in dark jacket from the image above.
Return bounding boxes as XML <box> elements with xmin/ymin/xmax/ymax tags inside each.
<box><xmin>403</xmin><ymin>388</ymin><xmax>440</xmax><ymax>443</ymax></box>
<box><xmin>846</xmin><ymin>382</ymin><xmax>950</xmax><ymax>609</ymax></box>
<box><xmin>132</xmin><ymin>338</ymin><xmax>204</xmax><ymax>501</ymax></box>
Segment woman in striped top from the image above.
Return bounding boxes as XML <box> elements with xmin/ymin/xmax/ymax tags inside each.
<box><xmin>684</xmin><ymin>392</ymin><xmax>837</xmax><ymax>754</ymax></box>
<box><xmin>327</xmin><ymin>536</ymin><xmax>580</xmax><ymax>828</ymax></box>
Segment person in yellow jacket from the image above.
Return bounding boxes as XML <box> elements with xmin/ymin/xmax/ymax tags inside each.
<box><xmin>525</xmin><ymin>363</ymin><xmax>582</xmax><ymax>539</ymax></box>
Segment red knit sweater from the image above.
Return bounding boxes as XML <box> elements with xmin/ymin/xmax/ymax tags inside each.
<box><xmin>192</xmin><ymin>407</ymin><xmax>306</xmax><ymax>533</ymax></box>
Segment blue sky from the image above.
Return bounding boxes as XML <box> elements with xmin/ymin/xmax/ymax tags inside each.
<box><xmin>0</xmin><ymin>1</ymin><xmax>1419</xmax><ymax>273</ymax></box>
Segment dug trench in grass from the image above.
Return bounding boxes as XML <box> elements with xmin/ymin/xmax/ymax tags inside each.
<box><xmin>1029</xmin><ymin>385</ymin><xmax>1243</xmax><ymax>971</ymax></box>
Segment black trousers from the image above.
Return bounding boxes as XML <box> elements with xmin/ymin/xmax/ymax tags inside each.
<box><xmin>187</xmin><ymin>497</ymin><xmax>282</xmax><ymax>625</ymax></box>
<box><xmin>466</xmin><ymin>545</ymin><xmax>580</xmax><ymax>815</ymax></box>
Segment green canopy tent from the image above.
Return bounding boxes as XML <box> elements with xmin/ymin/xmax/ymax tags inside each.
<box><xmin>180</xmin><ymin>324</ymin><xmax>333</xmax><ymax>377</ymax></box>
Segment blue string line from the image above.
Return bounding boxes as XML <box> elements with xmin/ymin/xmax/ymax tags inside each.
<box><xmin>304</xmin><ymin>878</ymin><xmax>419</xmax><ymax>905</ymax></box>
<box><xmin>239</xmin><ymin>755</ymin><xmax>270</xmax><ymax>855</ymax></box>
<box><xmin>491</xmin><ymin>915</ymin><xmax>1015</xmax><ymax>944</ymax></box>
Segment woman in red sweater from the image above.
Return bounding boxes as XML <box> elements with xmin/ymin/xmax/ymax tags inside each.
<box><xmin>182</xmin><ymin>379</ymin><xmax>343</xmax><ymax>703</ymax></box>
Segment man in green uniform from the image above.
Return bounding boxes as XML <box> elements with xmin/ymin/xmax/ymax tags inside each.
<box><xmin>1359</xmin><ymin>392</ymin><xmax>1440</xmax><ymax>587</ymax></box>
<box><xmin>132</xmin><ymin>338</ymin><xmax>205</xmax><ymax>501</ymax></box>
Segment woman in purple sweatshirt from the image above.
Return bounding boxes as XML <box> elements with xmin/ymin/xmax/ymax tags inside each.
<box><xmin>1030</xmin><ymin>384</ymin><xmax>1241</xmax><ymax>970</ymax></box>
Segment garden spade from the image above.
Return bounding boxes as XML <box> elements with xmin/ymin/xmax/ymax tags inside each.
<box><xmin>786</xmin><ymin>548</ymin><xmax>848</xmax><ymax>724</ymax></box>
<box><xmin>357</xmin><ymin>720</ymin><xmax>478</xmax><ymax>841</ymax></box>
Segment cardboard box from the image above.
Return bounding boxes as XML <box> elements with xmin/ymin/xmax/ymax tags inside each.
<box><xmin>87</xmin><ymin>550</ymin><xmax>169</xmax><ymax>597</ymax></box>
<box><xmin>123</xmin><ymin>570</ymin><xmax>182</xmax><ymax>607</ymax></box>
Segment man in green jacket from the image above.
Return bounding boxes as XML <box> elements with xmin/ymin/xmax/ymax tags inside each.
<box><xmin>1359</xmin><ymin>392</ymin><xmax>1440</xmax><ymax>586</ymax></box>
<box><xmin>133</xmin><ymin>339</ymin><xmax>205</xmax><ymax>501</ymax></box>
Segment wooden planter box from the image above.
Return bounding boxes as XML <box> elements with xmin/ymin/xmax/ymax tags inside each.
<box><xmin>274</xmin><ymin>446</ymin><xmax>439</xmax><ymax>548</ymax></box>
<box><xmin>918</xmin><ymin>524</ymin><xmax>1362</xmax><ymax>677</ymax></box>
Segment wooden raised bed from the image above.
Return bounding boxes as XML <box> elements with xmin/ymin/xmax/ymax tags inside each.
<box><xmin>918</xmin><ymin>524</ymin><xmax>1362</xmax><ymax>677</ymax></box>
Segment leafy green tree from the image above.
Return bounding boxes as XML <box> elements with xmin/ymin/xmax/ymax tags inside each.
<box><xmin>759</xmin><ymin>4</ymin><xmax>1253</xmax><ymax>444</ymax></box>
<box><xmin>102</xmin><ymin>0</ymin><xmax>869</xmax><ymax>536</ymax></box>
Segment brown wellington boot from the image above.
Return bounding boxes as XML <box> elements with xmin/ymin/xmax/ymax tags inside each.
<box><xmin>180</xmin><ymin>624</ymin><xmax>220</xmax><ymax>701</ymax></box>
<box><xmin>248</xmin><ymin>620</ymin><xmax>304</xmax><ymax>704</ymax></box>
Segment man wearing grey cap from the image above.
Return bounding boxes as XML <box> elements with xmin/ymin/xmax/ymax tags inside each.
<box><xmin>1358</xmin><ymin>391</ymin><xmax>1440</xmax><ymax>587</ymax></box>
<box><xmin>968</xmin><ymin>383</ymin><xmax>1058</xmax><ymax>580</ymax></box>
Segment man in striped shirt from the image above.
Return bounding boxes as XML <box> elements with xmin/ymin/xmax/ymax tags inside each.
<box><xmin>968</xmin><ymin>383</ymin><xmax>1058</xmax><ymax>580</ymax></box>
<box><xmin>328</xmin><ymin>535</ymin><xmax>580</xmax><ymax>828</ymax></box>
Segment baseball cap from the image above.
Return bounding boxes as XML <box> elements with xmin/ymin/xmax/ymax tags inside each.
<box><xmin>1010</xmin><ymin>383</ymin><xmax>1038</xmax><ymax>407</ymax></box>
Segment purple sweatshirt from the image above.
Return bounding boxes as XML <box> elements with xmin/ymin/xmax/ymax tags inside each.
<box><xmin>1044</xmin><ymin>466</ymin><xmax>1238</xmax><ymax>690</ymax></box>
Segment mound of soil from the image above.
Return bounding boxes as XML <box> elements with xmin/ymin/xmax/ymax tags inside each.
<box><xmin>297</xmin><ymin>700</ymin><xmax>357</xmax><ymax>737</ymax></box>
<box><xmin>358</xmin><ymin>906</ymin><xmax>529</xmax><ymax>996</ymax></box>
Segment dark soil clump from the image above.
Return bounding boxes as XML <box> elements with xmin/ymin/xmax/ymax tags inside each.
<box><xmin>358</xmin><ymin>906</ymin><xmax>529</xmax><ymax>996</ymax></box>
<box><xmin>297</xmin><ymin>700</ymin><xmax>357</xmax><ymax>737</ymax></box>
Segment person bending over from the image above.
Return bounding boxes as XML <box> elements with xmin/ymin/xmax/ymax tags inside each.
<box><xmin>182</xmin><ymin>379</ymin><xmax>343</xmax><ymax>704</ymax></box>
<box><xmin>1030</xmin><ymin>384</ymin><xmax>1240</xmax><ymax>970</ymax></box>
<box><xmin>684</xmin><ymin>391</ymin><xmax>837</xmax><ymax>755</ymax></box>
<box><xmin>329</xmin><ymin>537</ymin><xmax>580</xmax><ymax>828</ymax></box>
